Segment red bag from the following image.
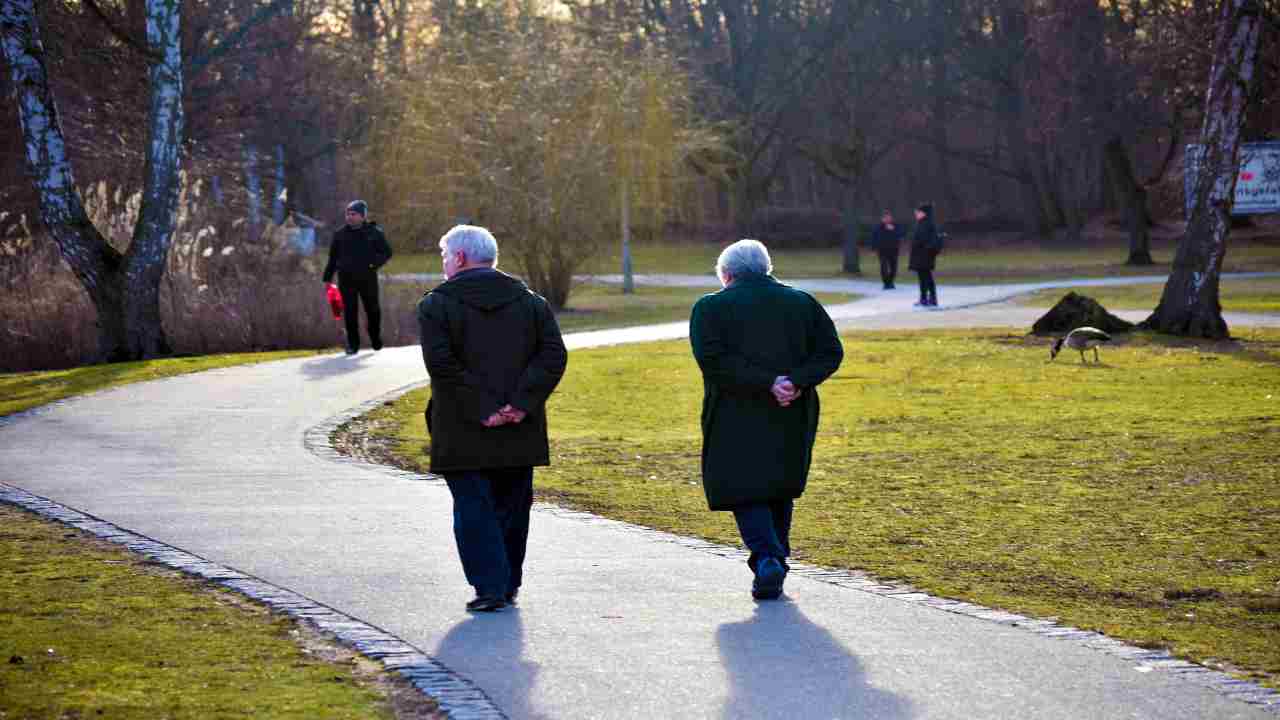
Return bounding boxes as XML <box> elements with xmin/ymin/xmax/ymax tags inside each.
<box><xmin>325</xmin><ymin>284</ymin><xmax>344</xmax><ymax>320</ymax></box>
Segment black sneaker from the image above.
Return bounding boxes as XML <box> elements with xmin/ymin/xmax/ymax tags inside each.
<box><xmin>752</xmin><ymin>557</ymin><xmax>786</xmax><ymax>600</ymax></box>
<box><xmin>465</xmin><ymin>595</ymin><xmax>506</xmax><ymax>612</ymax></box>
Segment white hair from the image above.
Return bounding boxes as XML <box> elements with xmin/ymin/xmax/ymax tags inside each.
<box><xmin>440</xmin><ymin>225</ymin><xmax>499</xmax><ymax>265</ymax></box>
<box><xmin>716</xmin><ymin>239</ymin><xmax>772</xmax><ymax>280</ymax></box>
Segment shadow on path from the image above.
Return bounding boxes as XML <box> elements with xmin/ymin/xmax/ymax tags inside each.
<box><xmin>434</xmin><ymin>611</ymin><xmax>543</xmax><ymax>720</ymax></box>
<box><xmin>299</xmin><ymin>352</ymin><xmax>372</xmax><ymax>380</ymax></box>
<box><xmin>717</xmin><ymin>599</ymin><xmax>914</xmax><ymax>720</ymax></box>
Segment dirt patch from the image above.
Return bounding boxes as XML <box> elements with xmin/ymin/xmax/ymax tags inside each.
<box><xmin>289</xmin><ymin>622</ymin><xmax>443</xmax><ymax>720</ymax></box>
<box><xmin>332</xmin><ymin>411</ymin><xmax>406</xmax><ymax>468</ymax></box>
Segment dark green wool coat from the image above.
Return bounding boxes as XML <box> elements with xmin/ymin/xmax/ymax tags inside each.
<box><xmin>417</xmin><ymin>268</ymin><xmax>567</xmax><ymax>473</ymax></box>
<box><xmin>689</xmin><ymin>275</ymin><xmax>844</xmax><ymax>511</ymax></box>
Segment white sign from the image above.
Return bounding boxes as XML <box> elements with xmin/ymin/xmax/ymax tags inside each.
<box><xmin>1185</xmin><ymin>141</ymin><xmax>1280</xmax><ymax>216</ymax></box>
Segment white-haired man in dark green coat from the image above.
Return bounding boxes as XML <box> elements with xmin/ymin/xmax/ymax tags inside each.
<box><xmin>689</xmin><ymin>239</ymin><xmax>844</xmax><ymax>600</ymax></box>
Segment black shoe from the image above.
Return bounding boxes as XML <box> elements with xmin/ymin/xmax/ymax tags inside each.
<box><xmin>752</xmin><ymin>557</ymin><xmax>786</xmax><ymax>600</ymax></box>
<box><xmin>505</xmin><ymin>589</ymin><xmax>519</xmax><ymax>606</ymax></box>
<box><xmin>344</xmin><ymin>346</ymin><xmax>358</xmax><ymax>355</ymax></box>
<box><xmin>466</xmin><ymin>595</ymin><xmax>506</xmax><ymax>612</ymax></box>
<box><xmin>371</xmin><ymin>339</ymin><xmax>383</xmax><ymax>351</ymax></box>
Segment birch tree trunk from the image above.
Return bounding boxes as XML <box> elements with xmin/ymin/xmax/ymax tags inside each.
<box><xmin>1142</xmin><ymin>0</ymin><xmax>1261</xmax><ymax>339</ymax></box>
<box><xmin>0</xmin><ymin>0</ymin><xmax>184</xmax><ymax>361</ymax></box>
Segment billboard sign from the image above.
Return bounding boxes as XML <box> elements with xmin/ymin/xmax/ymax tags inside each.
<box><xmin>1185</xmin><ymin>141</ymin><xmax>1280</xmax><ymax>217</ymax></box>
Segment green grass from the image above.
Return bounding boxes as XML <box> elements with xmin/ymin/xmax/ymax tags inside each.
<box><xmin>553</xmin><ymin>284</ymin><xmax>858</xmax><ymax>333</ymax></box>
<box><xmin>361</xmin><ymin>327</ymin><xmax>1280</xmax><ymax>687</ymax></box>
<box><xmin>0</xmin><ymin>350</ymin><xmax>324</xmax><ymax>417</ymax></box>
<box><xmin>385</xmin><ymin>237</ymin><xmax>1280</xmax><ymax>284</ymax></box>
<box><xmin>0</xmin><ymin>505</ymin><xmax>410</xmax><ymax>719</ymax></box>
<box><xmin>1017</xmin><ymin>277</ymin><xmax>1280</xmax><ymax>314</ymax></box>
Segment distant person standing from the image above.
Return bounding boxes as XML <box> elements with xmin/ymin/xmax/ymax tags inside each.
<box><xmin>418</xmin><ymin>225</ymin><xmax>568</xmax><ymax>612</ymax></box>
<box><xmin>908</xmin><ymin>203</ymin><xmax>941</xmax><ymax>307</ymax></box>
<box><xmin>323</xmin><ymin>200</ymin><xmax>392</xmax><ymax>354</ymax></box>
<box><xmin>869</xmin><ymin>210</ymin><xmax>906</xmax><ymax>290</ymax></box>
<box><xmin>690</xmin><ymin>240</ymin><xmax>844</xmax><ymax>601</ymax></box>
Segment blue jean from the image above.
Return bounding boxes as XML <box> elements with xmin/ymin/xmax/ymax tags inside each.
<box><xmin>443</xmin><ymin>467</ymin><xmax>534</xmax><ymax>597</ymax></box>
<box><xmin>732</xmin><ymin>499</ymin><xmax>793</xmax><ymax>573</ymax></box>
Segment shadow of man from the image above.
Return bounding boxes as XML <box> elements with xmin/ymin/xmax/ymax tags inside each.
<box><xmin>717</xmin><ymin>600</ymin><xmax>914</xmax><ymax>720</ymax></box>
<box><xmin>434</xmin><ymin>611</ymin><xmax>544</xmax><ymax>719</ymax></box>
<box><xmin>299</xmin><ymin>352</ymin><xmax>372</xmax><ymax>380</ymax></box>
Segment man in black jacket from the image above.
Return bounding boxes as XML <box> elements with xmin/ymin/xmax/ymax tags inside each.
<box><xmin>418</xmin><ymin>225</ymin><xmax>568</xmax><ymax>612</ymax></box>
<box><xmin>908</xmin><ymin>203</ymin><xmax>942</xmax><ymax>307</ymax></box>
<box><xmin>869</xmin><ymin>210</ymin><xmax>906</xmax><ymax>290</ymax></box>
<box><xmin>323</xmin><ymin>200</ymin><xmax>393</xmax><ymax>354</ymax></box>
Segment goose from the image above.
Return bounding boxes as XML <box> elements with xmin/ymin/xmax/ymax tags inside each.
<box><xmin>1050</xmin><ymin>326</ymin><xmax>1111</xmax><ymax>364</ymax></box>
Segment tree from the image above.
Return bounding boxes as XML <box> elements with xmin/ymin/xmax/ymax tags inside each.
<box><xmin>359</xmin><ymin>8</ymin><xmax>721</xmax><ymax>308</ymax></box>
<box><xmin>1143</xmin><ymin>0</ymin><xmax>1264</xmax><ymax>338</ymax></box>
<box><xmin>2</xmin><ymin>0</ymin><xmax>183</xmax><ymax>361</ymax></box>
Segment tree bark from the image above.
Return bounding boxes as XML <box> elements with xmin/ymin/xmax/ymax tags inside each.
<box><xmin>841</xmin><ymin>194</ymin><xmax>861</xmax><ymax>275</ymax></box>
<box><xmin>1102</xmin><ymin>136</ymin><xmax>1154</xmax><ymax>265</ymax></box>
<box><xmin>1</xmin><ymin>0</ymin><xmax>183</xmax><ymax>361</ymax></box>
<box><xmin>1142</xmin><ymin>0</ymin><xmax>1262</xmax><ymax>339</ymax></box>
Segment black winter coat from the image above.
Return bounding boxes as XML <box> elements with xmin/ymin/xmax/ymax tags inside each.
<box><xmin>690</xmin><ymin>275</ymin><xmax>844</xmax><ymax>510</ymax></box>
<box><xmin>908</xmin><ymin>214</ymin><xmax>941</xmax><ymax>272</ymax></box>
<box><xmin>417</xmin><ymin>268</ymin><xmax>567</xmax><ymax>473</ymax></box>
<box><xmin>323</xmin><ymin>222</ymin><xmax>392</xmax><ymax>282</ymax></box>
<box><xmin>870</xmin><ymin>223</ymin><xmax>906</xmax><ymax>254</ymax></box>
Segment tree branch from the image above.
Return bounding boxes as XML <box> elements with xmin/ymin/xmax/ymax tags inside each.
<box><xmin>81</xmin><ymin>0</ymin><xmax>162</xmax><ymax>61</ymax></box>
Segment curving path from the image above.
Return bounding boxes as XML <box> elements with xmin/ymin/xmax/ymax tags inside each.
<box><xmin>2</xmin><ymin>276</ymin><xmax>1279</xmax><ymax>719</ymax></box>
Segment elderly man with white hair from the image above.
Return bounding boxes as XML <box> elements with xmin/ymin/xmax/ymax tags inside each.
<box><xmin>417</xmin><ymin>225</ymin><xmax>568</xmax><ymax>612</ymax></box>
<box><xmin>689</xmin><ymin>239</ymin><xmax>844</xmax><ymax>600</ymax></box>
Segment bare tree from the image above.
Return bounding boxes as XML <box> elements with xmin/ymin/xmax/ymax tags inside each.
<box><xmin>2</xmin><ymin>0</ymin><xmax>183</xmax><ymax>360</ymax></box>
<box><xmin>1143</xmin><ymin>0</ymin><xmax>1264</xmax><ymax>338</ymax></box>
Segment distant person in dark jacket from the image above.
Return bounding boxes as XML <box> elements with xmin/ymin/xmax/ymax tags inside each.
<box><xmin>869</xmin><ymin>210</ymin><xmax>906</xmax><ymax>290</ymax></box>
<box><xmin>323</xmin><ymin>200</ymin><xmax>393</xmax><ymax>354</ymax></box>
<box><xmin>417</xmin><ymin>225</ymin><xmax>568</xmax><ymax>613</ymax></box>
<box><xmin>908</xmin><ymin>203</ymin><xmax>941</xmax><ymax>307</ymax></box>
<box><xmin>690</xmin><ymin>240</ymin><xmax>844</xmax><ymax>601</ymax></box>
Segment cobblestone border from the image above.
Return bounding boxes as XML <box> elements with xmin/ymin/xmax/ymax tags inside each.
<box><xmin>0</xmin><ymin>482</ymin><xmax>507</xmax><ymax>720</ymax></box>
<box><xmin>312</xmin><ymin>382</ymin><xmax>1280</xmax><ymax>715</ymax></box>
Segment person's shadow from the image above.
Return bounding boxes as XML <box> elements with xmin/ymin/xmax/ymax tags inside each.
<box><xmin>299</xmin><ymin>351</ymin><xmax>372</xmax><ymax>380</ymax></box>
<box><xmin>434</xmin><ymin>611</ymin><xmax>543</xmax><ymax>719</ymax></box>
<box><xmin>717</xmin><ymin>600</ymin><xmax>913</xmax><ymax>720</ymax></box>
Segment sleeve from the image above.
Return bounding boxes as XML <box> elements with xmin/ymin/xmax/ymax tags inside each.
<box><xmin>787</xmin><ymin>299</ymin><xmax>844</xmax><ymax>389</ymax></box>
<box><xmin>372</xmin><ymin>227</ymin><xmax>393</xmax><ymax>269</ymax></box>
<box><xmin>511</xmin><ymin>299</ymin><xmax>568</xmax><ymax>414</ymax></box>
<box><xmin>689</xmin><ymin>297</ymin><xmax>778</xmax><ymax>391</ymax></box>
<box><xmin>322</xmin><ymin>232</ymin><xmax>340</xmax><ymax>283</ymax></box>
<box><xmin>417</xmin><ymin>293</ymin><xmax>502</xmax><ymax>424</ymax></box>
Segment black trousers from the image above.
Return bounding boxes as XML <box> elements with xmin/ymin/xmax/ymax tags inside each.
<box><xmin>338</xmin><ymin>272</ymin><xmax>382</xmax><ymax>350</ymax></box>
<box><xmin>877</xmin><ymin>250</ymin><xmax>899</xmax><ymax>288</ymax></box>
<box><xmin>443</xmin><ymin>467</ymin><xmax>534</xmax><ymax>597</ymax></box>
<box><xmin>732</xmin><ymin>499</ymin><xmax>793</xmax><ymax>573</ymax></box>
<box><xmin>916</xmin><ymin>269</ymin><xmax>937</xmax><ymax>304</ymax></box>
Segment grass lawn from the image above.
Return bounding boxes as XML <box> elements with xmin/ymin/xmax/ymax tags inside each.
<box><xmin>1017</xmin><ymin>277</ymin><xmax>1280</xmax><ymax>314</ymax></box>
<box><xmin>0</xmin><ymin>350</ymin><xmax>325</xmax><ymax>417</ymax></box>
<box><xmin>385</xmin><ymin>236</ymin><xmax>1280</xmax><ymax>284</ymax></box>
<box><xmin>0</xmin><ymin>505</ymin><xmax>431</xmax><ymax>719</ymax></box>
<box><xmin>553</xmin><ymin>284</ymin><xmax>858</xmax><ymax>333</ymax></box>
<box><xmin>356</xmin><ymin>327</ymin><xmax>1280</xmax><ymax>688</ymax></box>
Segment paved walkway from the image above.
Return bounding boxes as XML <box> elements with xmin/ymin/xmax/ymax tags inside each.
<box><xmin>3</xmin><ymin>276</ymin><xmax>1279</xmax><ymax>719</ymax></box>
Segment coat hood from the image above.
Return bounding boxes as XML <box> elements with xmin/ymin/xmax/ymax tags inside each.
<box><xmin>433</xmin><ymin>268</ymin><xmax>531</xmax><ymax>312</ymax></box>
